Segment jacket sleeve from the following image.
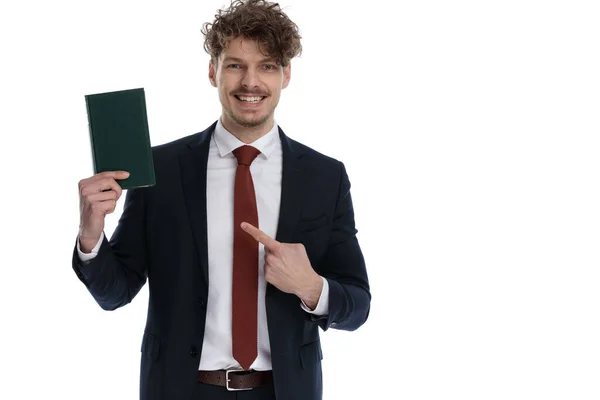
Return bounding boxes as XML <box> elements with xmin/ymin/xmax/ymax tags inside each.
<box><xmin>309</xmin><ymin>162</ymin><xmax>371</xmax><ymax>331</ymax></box>
<box><xmin>71</xmin><ymin>186</ymin><xmax>148</xmax><ymax>311</ymax></box>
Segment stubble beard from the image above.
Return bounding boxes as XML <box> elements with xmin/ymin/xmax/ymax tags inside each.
<box><xmin>230</xmin><ymin>111</ymin><xmax>271</xmax><ymax>128</ymax></box>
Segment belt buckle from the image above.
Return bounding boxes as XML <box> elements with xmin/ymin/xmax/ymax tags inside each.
<box><xmin>226</xmin><ymin>369</ymin><xmax>253</xmax><ymax>391</ymax></box>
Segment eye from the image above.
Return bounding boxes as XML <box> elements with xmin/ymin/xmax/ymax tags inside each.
<box><xmin>228</xmin><ymin>64</ymin><xmax>241</xmax><ymax>69</ymax></box>
<box><xmin>263</xmin><ymin>64</ymin><xmax>277</xmax><ymax>70</ymax></box>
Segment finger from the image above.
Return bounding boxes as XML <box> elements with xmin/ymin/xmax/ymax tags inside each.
<box><xmin>264</xmin><ymin>265</ymin><xmax>272</xmax><ymax>283</ymax></box>
<box><xmin>263</xmin><ymin>261</ymin><xmax>275</xmax><ymax>283</ymax></box>
<box><xmin>87</xmin><ymin>189</ymin><xmax>119</xmax><ymax>203</ymax></box>
<box><xmin>81</xmin><ymin>177</ymin><xmax>122</xmax><ymax>199</ymax></box>
<box><xmin>98</xmin><ymin>178</ymin><xmax>123</xmax><ymax>200</ymax></box>
<box><xmin>95</xmin><ymin>171</ymin><xmax>130</xmax><ymax>180</ymax></box>
<box><xmin>91</xmin><ymin>199</ymin><xmax>117</xmax><ymax>215</ymax></box>
<box><xmin>241</xmin><ymin>222</ymin><xmax>280</xmax><ymax>252</ymax></box>
<box><xmin>96</xmin><ymin>173</ymin><xmax>127</xmax><ymax>200</ymax></box>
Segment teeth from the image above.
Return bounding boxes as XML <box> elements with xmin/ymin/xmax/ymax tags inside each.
<box><xmin>238</xmin><ymin>96</ymin><xmax>263</xmax><ymax>103</ymax></box>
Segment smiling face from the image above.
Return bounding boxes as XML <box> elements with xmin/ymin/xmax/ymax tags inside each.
<box><xmin>209</xmin><ymin>36</ymin><xmax>291</xmax><ymax>139</ymax></box>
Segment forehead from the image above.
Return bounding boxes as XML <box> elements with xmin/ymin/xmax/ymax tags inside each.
<box><xmin>220</xmin><ymin>37</ymin><xmax>274</xmax><ymax>62</ymax></box>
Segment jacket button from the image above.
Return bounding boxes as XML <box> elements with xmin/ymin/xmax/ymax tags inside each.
<box><xmin>198</xmin><ymin>299</ymin><xmax>206</xmax><ymax>309</ymax></box>
<box><xmin>189</xmin><ymin>347</ymin><xmax>199</xmax><ymax>358</ymax></box>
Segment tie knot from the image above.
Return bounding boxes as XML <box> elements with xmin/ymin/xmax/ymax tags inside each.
<box><xmin>233</xmin><ymin>145</ymin><xmax>261</xmax><ymax>166</ymax></box>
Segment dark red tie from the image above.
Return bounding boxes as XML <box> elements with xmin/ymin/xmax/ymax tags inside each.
<box><xmin>232</xmin><ymin>145</ymin><xmax>262</xmax><ymax>370</ymax></box>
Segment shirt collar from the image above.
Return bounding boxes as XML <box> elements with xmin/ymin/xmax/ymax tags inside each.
<box><xmin>214</xmin><ymin>117</ymin><xmax>279</xmax><ymax>159</ymax></box>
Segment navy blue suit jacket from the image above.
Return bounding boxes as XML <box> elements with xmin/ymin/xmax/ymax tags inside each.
<box><xmin>72</xmin><ymin>121</ymin><xmax>371</xmax><ymax>400</ymax></box>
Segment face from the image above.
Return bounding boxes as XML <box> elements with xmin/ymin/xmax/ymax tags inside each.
<box><xmin>209</xmin><ymin>36</ymin><xmax>291</xmax><ymax>133</ymax></box>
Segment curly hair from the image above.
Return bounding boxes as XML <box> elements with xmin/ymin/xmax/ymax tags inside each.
<box><xmin>201</xmin><ymin>0</ymin><xmax>302</xmax><ymax>67</ymax></box>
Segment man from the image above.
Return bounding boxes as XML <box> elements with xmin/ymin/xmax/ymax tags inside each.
<box><xmin>73</xmin><ymin>1</ymin><xmax>370</xmax><ymax>399</ymax></box>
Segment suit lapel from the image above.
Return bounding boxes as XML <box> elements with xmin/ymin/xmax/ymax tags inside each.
<box><xmin>274</xmin><ymin>126</ymin><xmax>305</xmax><ymax>244</ymax></box>
<box><xmin>179</xmin><ymin>122</ymin><xmax>216</xmax><ymax>288</ymax></box>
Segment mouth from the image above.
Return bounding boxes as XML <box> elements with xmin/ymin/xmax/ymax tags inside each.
<box><xmin>234</xmin><ymin>95</ymin><xmax>266</xmax><ymax>105</ymax></box>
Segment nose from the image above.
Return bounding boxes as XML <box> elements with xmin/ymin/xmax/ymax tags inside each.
<box><xmin>241</xmin><ymin>68</ymin><xmax>260</xmax><ymax>90</ymax></box>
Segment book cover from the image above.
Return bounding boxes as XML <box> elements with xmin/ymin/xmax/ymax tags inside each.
<box><xmin>85</xmin><ymin>87</ymin><xmax>156</xmax><ymax>190</ymax></box>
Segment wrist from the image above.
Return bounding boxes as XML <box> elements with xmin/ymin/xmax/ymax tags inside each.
<box><xmin>297</xmin><ymin>274</ymin><xmax>323</xmax><ymax>310</ymax></box>
<box><xmin>79</xmin><ymin>237</ymin><xmax>96</xmax><ymax>254</ymax></box>
<box><xmin>78</xmin><ymin>228</ymin><xmax>101</xmax><ymax>253</ymax></box>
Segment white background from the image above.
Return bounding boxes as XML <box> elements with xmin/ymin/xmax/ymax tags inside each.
<box><xmin>1</xmin><ymin>0</ymin><xmax>599</xmax><ymax>399</ymax></box>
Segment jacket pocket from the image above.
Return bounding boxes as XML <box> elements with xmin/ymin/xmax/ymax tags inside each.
<box><xmin>141</xmin><ymin>331</ymin><xmax>161</xmax><ymax>362</ymax></box>
<box><xmin>299</xmin><ymin>339</ymin><xmax>323</xmax><ymax>369</ymax></box>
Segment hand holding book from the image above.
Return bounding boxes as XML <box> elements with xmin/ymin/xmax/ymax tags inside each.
<box><xmin>77</xmin><ymin>170</ymin><xmax>130</xmax><ymax>253</ymax></box>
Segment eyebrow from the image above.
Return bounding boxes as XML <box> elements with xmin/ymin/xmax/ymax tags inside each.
<box><xmin>222</xmin><ymin>57</ymin><xmax>278</xmax><ymax>64</ymax></box>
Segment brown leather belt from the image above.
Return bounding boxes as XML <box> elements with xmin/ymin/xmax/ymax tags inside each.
<box><xmin>197</xmin><ymin>370</ymin><xmax>273</xmax><ymax>391</ymax></box>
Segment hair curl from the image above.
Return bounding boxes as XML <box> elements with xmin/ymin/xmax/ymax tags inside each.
<box><xmin>201</xmin><ymin>0</ymin><xmax>302</xmax><ymax>67</ymax></box>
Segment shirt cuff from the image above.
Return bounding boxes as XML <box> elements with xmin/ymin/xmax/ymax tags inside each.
<box><xmin>300</xmin><ymin>277</ymin><xmax>329</xmax><ymax>316</ymax></box>
<box><xmin>77</xmin><ymin>231</ymin><xmax>104</xmax><ymax>262</ymax></box>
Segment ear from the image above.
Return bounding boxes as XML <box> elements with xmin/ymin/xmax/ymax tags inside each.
<box><xmin>208</xmin><ymin>61</ymin><xmax>217</xmax><ymax>87</ymax></box>
<box><xmin>282</xmin><ymin>63</ymin><xmax>291</xmax><ymax>89</ymax></box>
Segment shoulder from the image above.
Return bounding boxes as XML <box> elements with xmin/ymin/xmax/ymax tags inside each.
<box><xmin>283</xmin><ymin>130</ymin><xmax>344</xmax><ymax>173</ymax></box>
<box><xmin>149</xmin><ymin>121</ymin><xmax>217</xmax><ymax>162</ymax></box>
<box><xmin>282</xmin><ymin>134</ymin><xmax>348</xmax><ymax>188</ymax></box>
<box><xmin>151</xmin><ymin>131</ymin><xmax>206</xmax><ymax>158</ymax></box>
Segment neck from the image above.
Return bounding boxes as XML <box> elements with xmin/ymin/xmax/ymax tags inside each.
<box><xmin>220</xmin><ymin>115</ymin><xmax>274</xmax><ymax>144</ymax></box>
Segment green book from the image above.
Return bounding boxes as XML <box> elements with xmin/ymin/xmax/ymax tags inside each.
<box><xmin>85</xmin><ymin>88</ymin><xmax>156</xmax><ymax>189</ymax></box>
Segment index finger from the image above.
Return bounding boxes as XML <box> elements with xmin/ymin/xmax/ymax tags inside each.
<box><xmin>241</xmin><ymin>222</ymin><xmax>281</xmax><ymax>252</ymax></box>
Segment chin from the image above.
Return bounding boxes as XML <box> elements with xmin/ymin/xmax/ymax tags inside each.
<box><xmin>238</xmin><ymin>118</ymin><xmax>270</xmax><ymax>128</ymax></box>
<box><xmin>231</xmin><ymin>108</ymin><xmax>272</xmax><ymax>126</ymax></box>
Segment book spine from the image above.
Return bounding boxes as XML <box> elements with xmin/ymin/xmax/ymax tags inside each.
<box><xmin>84</xmin><ymin>96</ymin><xmax>98</xmax><ymax>174</ymax></box>
<box><xmin>139</xmin><ymin>89</ymin><xmax>156</xmax><ymax>184</ymax></box>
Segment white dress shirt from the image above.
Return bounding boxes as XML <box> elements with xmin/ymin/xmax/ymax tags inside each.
<box><xmin>77</xmin><ymin>118</ymin><xmax>329</xmax><ymax>371</ymax></box>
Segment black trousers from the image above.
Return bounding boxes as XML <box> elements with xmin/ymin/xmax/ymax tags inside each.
<box><xmin>191</xmin><ymin>382</ymin><xmax>276</xmax><ymax>399</ymax></box>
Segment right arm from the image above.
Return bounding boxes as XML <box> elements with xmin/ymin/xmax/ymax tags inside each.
<box><xmin>72</xmin><ymin>171</ymin><xmax>148</xmax><ymax>311</ymax></box>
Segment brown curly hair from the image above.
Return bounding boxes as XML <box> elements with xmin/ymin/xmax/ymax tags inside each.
<box><xmin>201</xmin><ymin>0</ymin><xmax>302</xmax><ymax>67</ymax></box>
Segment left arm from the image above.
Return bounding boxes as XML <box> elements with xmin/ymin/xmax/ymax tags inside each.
<box><xmin>305</xmin><ymin>161</ymin><xmax>371</xmax><ymax>331</ymax></box>
<box><xmin>241</xmin><ymin>161</ymin><xmax>371</xmax><ymax>331</ymax></box>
